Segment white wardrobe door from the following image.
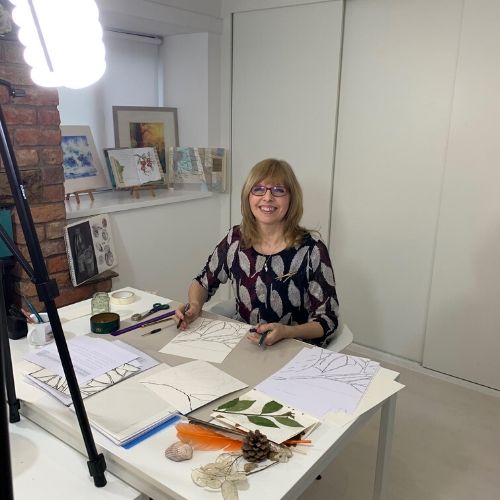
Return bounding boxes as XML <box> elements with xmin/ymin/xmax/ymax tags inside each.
<box><xmin>231</xmin><ymin>1</ymin><xmax>343</xmax><ymax>236</ymax></box>
<box><xmin>424</xmin><ymin>0</ymin><xmax>500</xmax><ymax>389</ymax></box>
<box><xmin>423</xmin><ymin>0</ymin><xmax>500</xmax><ymax>390</ymax></box>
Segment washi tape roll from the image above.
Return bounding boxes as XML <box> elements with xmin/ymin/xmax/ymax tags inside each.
<box><xmin>90</xmin><ymin>312</ymin><xmax>120</xmax><ymax>334</ymax></box>
<box><xmin>110</xmin><ymin>290</ymin><xmax>136</xmax><ymax>305</ymax></box>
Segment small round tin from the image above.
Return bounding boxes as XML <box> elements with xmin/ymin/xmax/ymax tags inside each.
<box><xmin>90</xmin><ymin>312</ymin><xmax>120</xmax><ymax>334</ymax></box>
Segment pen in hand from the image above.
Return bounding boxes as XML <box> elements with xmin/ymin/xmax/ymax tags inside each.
<box><xmin>250</xmin><ymin>327</ymin><xmax>270</xmax><ymax>348</ymax></box>
<box><xmin>177</xmin><ymin>303</ymin><xmax>190</xmax><ymax>329</ymax></box>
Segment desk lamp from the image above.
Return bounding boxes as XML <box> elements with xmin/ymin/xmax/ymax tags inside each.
<box><xmin>0</xmin><ymin>2</ymin><xmax>106</xmax><ymax>499</ymax></box>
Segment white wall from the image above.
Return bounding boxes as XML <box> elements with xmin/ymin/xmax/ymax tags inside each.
<box><xmin>58</xmin><ymin>33</ymin><xmax>160</xmax><ymax>176</ymax></box>
<box><xmin>111</xmin><ymin>196</ymin><xmax>222</xmax><ymax>300</ymax></box>
<box><xmin>162</xmin><ymin>32</ymin><xmax>221</xmax><ymax>147</ymax></box>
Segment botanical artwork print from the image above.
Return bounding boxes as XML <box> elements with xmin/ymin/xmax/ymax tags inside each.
<box><xmin>212</xmin><ymin>389</ymin><xmax>319</xmax><ymax>444</ymax></box>
<box><xmin>61</xmin><ymin>135</ymin><xmax>98</xmax><ymax>180</ymax></box>
<box><xmin>129</xmin><ymin>122</ymin><xmax>166</xmax><ymax>171</ymax></box>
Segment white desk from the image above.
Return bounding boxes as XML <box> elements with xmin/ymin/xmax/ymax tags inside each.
<box><xmin>9</xmin><ymin>287</ymin><xmax>400</xmax><ymax>500</ymax></box>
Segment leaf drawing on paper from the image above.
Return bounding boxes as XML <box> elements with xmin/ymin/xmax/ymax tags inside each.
<box><xmin>215</xmin><ymin>398</ymin><xmax>304</xmax><ymax>429</ymax></box>
<box><xmin>172</xmin><ymin>319</ymin><xmax>248</xmax><ymax>350</ymax></box>
<box><xmin>271</xmin><ymin>350</ymin><xmax>378</xmax><ymax>394</ymax></box>
<box><xmin>29</xmin><ymin>362</ymin><xmax>141</xmax><ymax>399</ymax></box>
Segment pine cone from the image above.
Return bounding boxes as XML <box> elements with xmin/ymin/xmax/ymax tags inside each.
<box><xmin>241</xmin><ymin>430</ymin><xmax>271</xmax><ymax>463</ymax></box>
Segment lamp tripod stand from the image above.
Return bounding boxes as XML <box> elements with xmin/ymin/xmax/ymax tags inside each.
<box><xmin>0</xmin><ymin>79</ymin><xmax>107</xmax><ymax>499</ymax></box>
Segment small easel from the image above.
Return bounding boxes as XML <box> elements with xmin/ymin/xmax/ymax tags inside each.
<box><xmin>129</xmin><ymin>186</ymin><xmax>156</xmax><ymax>199</ymax></box>
<box><xmin>65</xmin><ymin>190</ymin><xmax>95</xmax><ymax>204</ymax></box>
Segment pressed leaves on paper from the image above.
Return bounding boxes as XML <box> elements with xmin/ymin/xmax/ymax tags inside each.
<box><xmin>212</xmin><ymin>389</ymin><xmax>319</xmax><ymax>444</ymax></box>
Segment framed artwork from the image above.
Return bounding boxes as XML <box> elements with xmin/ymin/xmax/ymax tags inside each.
<box><xmin>64</xmin><ymin>214</ymin><xmax>117</xmax><ymax>286</ymax></box>
<box><xmin>61</xmin><ymin>126</ymin><xmax>108</xmax><ymax>194</ymax></box>
<box><xmin>168</xmin><ymin>147</ymin><xmax>227</xmax><ymax>192</ymax></box>
<box><xmin>104</xmin><ymin>147</ymin><xmax>164</xmax><ymax>189</ymax></box>
<box><xmin>112</xmin><ymin>106</ymin><xmax>179</xmax><ymax>174</ymax></box>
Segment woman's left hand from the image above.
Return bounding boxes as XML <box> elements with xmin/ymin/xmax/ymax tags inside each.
<box><xmin>247</xmin><ymin>323</ymin><xmax>290</xmax><ymax>346</ymax></box>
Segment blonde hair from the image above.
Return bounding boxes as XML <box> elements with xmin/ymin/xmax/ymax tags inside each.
<box><xmin>240</xmin><ymin>158</ymin><xmax>309</xmax><ymax>248</ymax></box>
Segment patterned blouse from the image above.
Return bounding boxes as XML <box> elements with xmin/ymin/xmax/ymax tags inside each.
<box><xmin>194</xmin><ymin>226</ymin><xmax>339</xmax><ymax>347</ymax></box>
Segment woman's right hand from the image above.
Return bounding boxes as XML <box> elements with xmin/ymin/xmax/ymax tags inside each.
<box><xmin>175</xmin><ymin>302</ymin><xmax>201</xmax><ymax>330</ymax></box>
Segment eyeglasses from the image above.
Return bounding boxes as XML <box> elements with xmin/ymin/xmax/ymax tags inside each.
<box><xmin>250</xmin><ymin>184</ymin><xmax>288</xmax><ymax>197</ymax></box>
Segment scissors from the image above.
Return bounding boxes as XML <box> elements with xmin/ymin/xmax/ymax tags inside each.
<box><xmin>131</xmin><ymin>303</ymin><xmax>170</xmax><ymax>321</ymax></box>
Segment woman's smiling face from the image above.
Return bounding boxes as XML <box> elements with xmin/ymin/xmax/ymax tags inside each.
<box><xmin>249</xmin><ymin>177</ymin><xmax>290</xmax><ymax>229</ymax></box>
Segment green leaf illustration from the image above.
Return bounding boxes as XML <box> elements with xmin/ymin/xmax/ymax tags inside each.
<box><xmin>274</xmin><ymin>416</ymin><xmax>304</xmax><ymax>428</ymax></box>
<box><xmin>217</xmin><ymin>398</ymin><xmax>256</xmax><ymax>412</ymax></box>
<box><xmin>247</xmin><ymin>416</ymin><xmax>279</xmax><ymax>428</ymax></box>
<box><xmin>261</xmin><ymin>400</ymin><xmax>283</xmax><ymax>414</ymax></box>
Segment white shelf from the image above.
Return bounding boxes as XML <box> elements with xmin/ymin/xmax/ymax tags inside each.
<box><xmin>65</xmin><ymin>189</ymin><xmax>213</xmax><ymax>219</ymax></box>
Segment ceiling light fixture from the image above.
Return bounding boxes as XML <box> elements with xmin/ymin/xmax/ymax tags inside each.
<box><xmin>10</xmin><ymin>0</ymin><xmax>106</xmax><ymax>89</ymax></box>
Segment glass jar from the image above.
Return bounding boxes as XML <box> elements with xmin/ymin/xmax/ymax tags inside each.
<box><xmin>91</xmin><ymin>292</ymin><xmax>110</xmax><ymax>315</ymax></box>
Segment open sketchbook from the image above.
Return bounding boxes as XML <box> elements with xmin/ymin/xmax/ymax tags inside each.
<box><xmin>64</xmin><ymin>213</ymin><xmax>117</xmax><ymax>286</ymax></box>
<box><xmin>25</xmin><ymin>340</ymin><xmax>158</xmax><ymax>406</ymax></box>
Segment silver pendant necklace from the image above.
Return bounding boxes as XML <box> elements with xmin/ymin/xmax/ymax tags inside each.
<box><xmin>264</xmin><ymin>255</ymin><xmax>271</xmax><ymax>272</ymax></box>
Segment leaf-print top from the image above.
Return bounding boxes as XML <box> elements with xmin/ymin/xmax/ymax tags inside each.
<box><xmin>194</xmin><ymin>226</ymin><xmax>339</xmax><ymax>347</ymax></box>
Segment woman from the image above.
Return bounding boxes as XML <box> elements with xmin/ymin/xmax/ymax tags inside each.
<box><xmin>175</xmin><ymin>158</ymin><xmax>339</xmax><ymax>347</ymax></box>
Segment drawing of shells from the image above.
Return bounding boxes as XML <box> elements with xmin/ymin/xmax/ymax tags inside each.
<box><xmin>165</xmin><ymin>441</ymin><xmax>193</xmax><ymax>462</ymax></box>
<box><xmin>98</xmin><ymin>255</ymin><xmax>104</xmax><ymax>265</ymax></box>
<box><xmin>102</xmin><ymin>217</ymin><xmax>107</xmax><ymax>227</ymax></box>
<box><xmin>105</xmin><ymin>251</ymin><xmax>114</xmax><ymax>266</ymax></box>
<box><xmin>102</xmin><ymin>229</ymin><xmax>109</xmax><ymax>241</ymax></box>
<box><xmin>92</xmin><ymin>225</ymin><xmax>99</xmax><ymax>237</ymax></box>
<box><xmin>96</xmin><ymin>242</ymin><xmax>103</xmax><ymax>252</ymax></box>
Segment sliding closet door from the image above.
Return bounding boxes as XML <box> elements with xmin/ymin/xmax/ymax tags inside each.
<box><xmin>423</xmin><ymin>0</ymin><xmax>500</xmax><ymax>390</ymax></box>
<box><xmin>230</xmin><ymin>1</ymin><xmax>343</xmax><ymax>236</ymax></box>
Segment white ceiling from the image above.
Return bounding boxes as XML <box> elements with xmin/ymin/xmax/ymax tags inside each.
<box><xmin>97</xmin><ymin>0</ymin><xmax>223</xmax><ymax>37</ymax></box>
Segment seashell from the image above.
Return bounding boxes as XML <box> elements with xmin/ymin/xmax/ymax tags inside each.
<box><xmin>165</xmin><ymin>441</ymin><xmax>193</xmax><ymax>462</ymax></box>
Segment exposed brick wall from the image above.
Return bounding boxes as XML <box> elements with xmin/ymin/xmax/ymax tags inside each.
<box><xmin>0</xmin><ymin>33</ymin><xmax>113</xmax><ymax>310</ymax></box>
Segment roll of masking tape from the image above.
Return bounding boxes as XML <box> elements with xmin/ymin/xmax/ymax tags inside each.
<box><xmin>90</xmin><ymin>312</ymin><xmax>120</xmax><ymax>334</ymax></box>
<box><xmin>110</xmin><ymin>290</ymin><xmax>136</xmax><ymax>305</ymax></box>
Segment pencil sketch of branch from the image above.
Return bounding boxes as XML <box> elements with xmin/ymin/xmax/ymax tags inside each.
<box><xmin>171</xmin><ymin>318</ymin><xmax>248</xmax><ymax>350</ymax></box>
<box><xmin>270</xmin><ymin>350</ymin><xmax>379</xmax><ymax>394</ymax></box>
<box><xmin>139</xmin><ymin>361</ymin><xmax>247</xmax><ymax>414</ymax></box>
<box><xmin>140</xmin><ymin>380</ymin><xmax>218</xmax><ymax>412</ymax></box>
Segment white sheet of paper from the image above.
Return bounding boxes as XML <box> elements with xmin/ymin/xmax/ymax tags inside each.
<box><xmin>256</xmin><ymin>347</ymin><xmax>380</xmax><ymax>417</ymax></box>
<box><xmin>24</xmin><ymin>335</ymin><xmax>138</xmax><ymax>384</ymax></box>
<box><xmin>159</xmin><ymin>317</ymin><xmax>248</xmax><ymax>363</ymax></box>
<box><xmin>140</xmin><ymin>360</ymin><xmax>247</xmax><ymax>414</ymax></box>
<box><xmin>325</xmin><ymin>368</ymin><xmax>405</xmax><ymax>427</ymax></box>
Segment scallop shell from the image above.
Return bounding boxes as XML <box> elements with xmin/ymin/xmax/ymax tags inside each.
<box><xmin>165</xmin><ymin>441</ymin><xmax>193</xmax><ymax>462</ymax></box>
